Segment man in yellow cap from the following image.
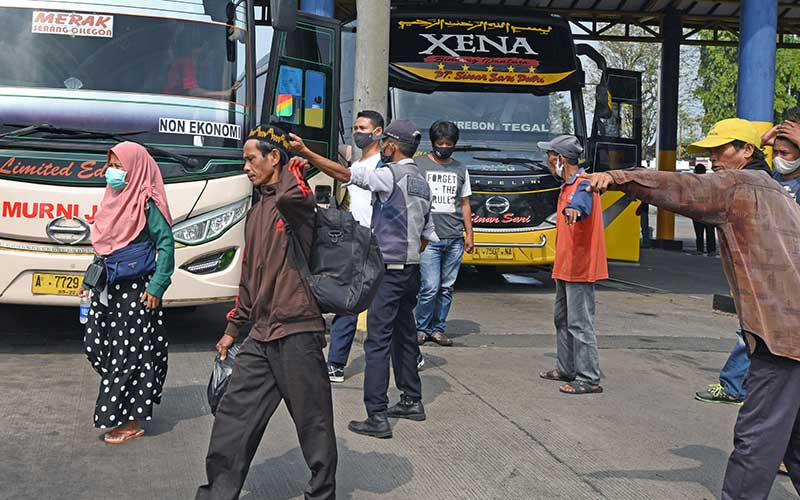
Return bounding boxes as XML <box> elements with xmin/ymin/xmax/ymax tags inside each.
<box><xmin>577</xmin><ymin>118</ymin><xmax>800</xmax><ymax>499</ymax></box>
<box><xmin>692</xmin><ymin>119</ymin><xmax>771</xmax><ymax>407</ymax></box>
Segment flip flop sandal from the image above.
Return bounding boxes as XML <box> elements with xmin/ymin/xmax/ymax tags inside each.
<box><xmin>539</xmin><ymin>369</ymin><xmax>573</xmax><ymax>382</ymax></box>
<box><xmin>104</xmin><ymin>429</ymin><xmax>145</xmax><ymax>445</ymax></box>
<box><xmin>559</xmin><ymin>381</ymin><xmax>603</xmax><ymax>395</ymax></box>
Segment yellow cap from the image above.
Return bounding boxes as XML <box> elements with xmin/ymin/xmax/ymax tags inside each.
<box><xmin>687</xmin><ymin>118</ymin><xmax>762</xmax><ymax>154</ymax></box>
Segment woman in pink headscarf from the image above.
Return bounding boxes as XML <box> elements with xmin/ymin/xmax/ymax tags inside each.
<box><xmin>78</xmin><ymin>142</ymin><xmax>175</xmax><ymax>444</ymax></box>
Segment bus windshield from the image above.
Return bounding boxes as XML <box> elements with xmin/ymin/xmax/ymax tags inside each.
<box><xmin>392</xmin><ymin>88</ymin><xmax>576</xmax><ymax>173</ymax></box>
<box><xmin>0</xmin><ymin>5</ymin><xmax>248</xmax><ymax>149</ymax></box>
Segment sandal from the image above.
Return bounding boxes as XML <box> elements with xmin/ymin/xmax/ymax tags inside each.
<box><xmin>559</xmin><ymin>381</ymin><xmax>603</xmax><ymax>395</ymax></box>
<box><xmin>539</xmin><ymin>369</ymin><xmax>573</xmax><ymax>382</ymax></box>
<box><xmin>104</xmin><ymin>428</ymin><xmax>145</xmax><ymax>444</ymax></box>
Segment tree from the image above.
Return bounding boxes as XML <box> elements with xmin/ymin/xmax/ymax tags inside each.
<box><xmin>696</xmin><ymin>32</ymin><xmax>800</xmax><ymax>133</ymax></box>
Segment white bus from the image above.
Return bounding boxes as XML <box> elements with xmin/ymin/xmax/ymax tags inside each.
<box><xmin>0</xmin><ymin>0</ymin><xmax>342</xmax><ymax>307</ymax></box>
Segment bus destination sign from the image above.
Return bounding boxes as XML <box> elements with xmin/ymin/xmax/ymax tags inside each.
<box><xmin>390</xmin><ymin>15</ymin><xmax>579</xmax><ymax>93</ymax></box>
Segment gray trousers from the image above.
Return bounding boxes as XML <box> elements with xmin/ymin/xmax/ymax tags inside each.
<box><xmin>721</xmin><ymin>338</ymin><xmax>800</xmax><ymax>500</ymax></box>
<box><xmin>554</xmin><ymin>279</ymin><xmax>601</xmax><ymax>384</ymax></box>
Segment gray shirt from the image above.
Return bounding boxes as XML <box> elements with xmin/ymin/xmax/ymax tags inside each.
<box><xmin>414</xmin><ymin>155</ymin><xmax>472</xmax><ymax>239</ymax></box>
<box><xmin>348</xmin><ymin>158</ymin><xmax>438</xmax><ymax>242</ymax></box>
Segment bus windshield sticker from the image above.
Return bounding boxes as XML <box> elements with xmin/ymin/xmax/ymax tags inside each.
<box><xmin>276</xmin><ymin>94</ymin><xmax>294</xmax><ymax>117</ymax></box>
<box><xmin>31</xmin><ymin>11</ymin><xmax>114</xmax><ymax>38</ymax></box>
<box><xmin>159</xmin><ymin>118</ymin><xmax>241</xmax><ymax>141</ymax></box>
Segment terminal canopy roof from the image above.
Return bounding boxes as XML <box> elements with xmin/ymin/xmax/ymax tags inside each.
<box><xmin>333</xmin><ymin>1</ymin><xmax>800</xmax><ymax>47</ymax></box>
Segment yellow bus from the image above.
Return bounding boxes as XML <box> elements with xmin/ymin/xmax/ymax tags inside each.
<box><xmin>387</xmin><ymin>12</ymin><xmax>643</xmax><ymax>267</ymax></box>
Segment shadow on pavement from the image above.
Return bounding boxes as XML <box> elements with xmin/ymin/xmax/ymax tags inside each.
<box><xmin>146</xmin><ymin>383</ymin><xmax>210</xmax><ymax>437</ymax></box>
<box><xmin>585</xmin><ymin>444</ymin><xmax>797</xmax><ymax>500</ymax></box>
<box><xmin>241</xmin><ymin>438</ymin><xmax>414</xmax><ymax>500</ymax></box>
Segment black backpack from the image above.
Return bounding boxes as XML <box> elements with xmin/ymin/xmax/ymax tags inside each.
<box><xmin>287</xmin><ymin>206</ymin><xmax>384</xmax><ymax>315</ymax></box>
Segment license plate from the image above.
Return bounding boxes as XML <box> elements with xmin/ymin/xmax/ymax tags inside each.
<box><xmin>31</xmin><ymin>272</ymin><xmax>84</xmax><ymax>296</ymax></box>
<box><xmin>475</xmin><ymin>247</ymin><xmax>514</xmax><ymax>260</ymax></box>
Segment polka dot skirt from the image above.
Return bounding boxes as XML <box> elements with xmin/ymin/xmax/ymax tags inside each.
<box><xmin>84</xmin><ymin>276</ymin><xmax>168</xmax><ymax>429</ymax></box>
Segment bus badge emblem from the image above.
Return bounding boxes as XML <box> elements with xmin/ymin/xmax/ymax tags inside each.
<box><xmin>45</xmin><ymin>216</ymin><xmax>90</xmax><ymax>245</ymax></box>
<box><xmin>485</xmin><ymin>196</ymin><xmax>510</xmax><ymax>214</ymax></box>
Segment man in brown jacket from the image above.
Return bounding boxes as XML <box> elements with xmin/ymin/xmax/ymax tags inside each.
<box><xmin>579</xmin><ymin>118</ymin><xmax>800</xmax><ymax>499</ymax></box>
<box><xmin>196</xmin><ymin>125</ymin><xmax>337</xmax><ymax>500</ymax></box>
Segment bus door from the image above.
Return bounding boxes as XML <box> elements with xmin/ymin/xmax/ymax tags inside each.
<box><xmin>587</xmin><ymin>69</ymin><xmax>643</xmax><ymax>262</ymax></box>
<box><xmin>259</xmin><ymin>11</ymin><xmax>341</xmax><ymax>204</ymax></box>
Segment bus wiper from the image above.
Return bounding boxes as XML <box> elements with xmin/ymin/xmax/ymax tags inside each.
<box><xmin>0</xmin><ymin>123</ymin><xmax>203</xmax><ymax>171</ymax></box>
<box><xmin>472</xmin><ymin>156</ymin><xmax>549</xmax><ymax>172</ymax></box>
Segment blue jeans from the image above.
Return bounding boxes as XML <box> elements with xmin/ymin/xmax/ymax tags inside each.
<box><xmin>719</xmin><ymin>332</ymin><xmax>750</xmax><ymax>400</ymax></box>
<box><xmin>415</xmin><ymin>237</ymin><xmax>465</xmax><ymax>336</ymax></box>
<box><xmin>327</xmin><ymin>314</ymin><xmax>357</xmax><ymax>366</ymax></box>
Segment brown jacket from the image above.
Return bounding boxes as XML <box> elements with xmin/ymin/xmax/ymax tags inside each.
<box><xmin>225</xmin><ymin>160</ymin><xmax>324</xmax><ymax>341</ymax></box>
<box><xmin>607</xmin><ymin>167</ymin><xmax>800</xmax><ymax>361</ymax></box>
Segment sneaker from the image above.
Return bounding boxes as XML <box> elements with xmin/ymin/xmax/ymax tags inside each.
<box><xmin>417</xmin><ymin>353</ymin><xmax>425</xmax><ymax>370</ymax></box>
<box><xmin>328</xmin><ymin>363</ymin><xmax>344</xmax><ymax>383</ymax></box>
<box><xmin>694</xmin><ymin>384</ymin><xmax>743</xmax><ymax>405</ymax></box>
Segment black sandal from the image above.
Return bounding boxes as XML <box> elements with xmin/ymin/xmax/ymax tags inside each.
<box><xmin>539</xmin><ymin>369</ymin><xmax>573</xmax><ymax>382</ymax></box>
<box><xmin>559</xmin><ymin>381</ymin><xmax>603</xmax><ymax>394</ymax></box>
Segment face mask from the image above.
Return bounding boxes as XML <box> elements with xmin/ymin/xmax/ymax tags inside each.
<box><xmin>554</xmin><ymin>156</ymin><xmax>565</xmax><ymax>179</ymax></box>
<box><xmin>353</xmin><ymin>132</ymin><xmax>376</xmax><ymax>150</ymax></box>
<box><xmin>380</xmin><ymin>144</ymin><xmax>393</xmax><ymax>165</ymax></box>
<box><xmin>432</xmin><ymin>146</ymin><xmax>455</xmax><ymax>160</ymax></box>
<box><xmin>105</xmin><ymin>167</ymin><xmax>127</xmax><ymax>190</ymax></box>
<box><xmin>774</xmin><ymin>156</ymin><xmax>800</xmax><ymax>175</ymax></box>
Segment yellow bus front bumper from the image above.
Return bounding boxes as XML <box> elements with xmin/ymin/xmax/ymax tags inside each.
<box><xmin>462</xmin><ymin>228</ymin><xmax>558</xmax><ymax>266</ymax></box>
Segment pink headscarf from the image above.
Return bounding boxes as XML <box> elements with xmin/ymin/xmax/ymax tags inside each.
<box><xmin>90</xmin><ymin>142</ymin><xmax>173</xmax><ymax>256</ymax></box>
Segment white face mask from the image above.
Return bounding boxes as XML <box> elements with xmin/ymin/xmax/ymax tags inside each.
<box><xmin>554</xmin><ymin>156</ymin><xmax>565</xmax><ymax>178</ymax></box>
<box><xmin>774</xmin><ymin>156</ymin><xmax>800</xmax><ymax>175</ymax></box>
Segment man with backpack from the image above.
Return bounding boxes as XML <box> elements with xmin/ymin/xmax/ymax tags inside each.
<box><xmin>289</xmin><ymin>119</ymin><xmax>437</xmax><ymax>439</ymax></box>
<box><xmin>196</xmin><ymin>124</ymin><xmax>336</xmax><ymax>500</ymax></box>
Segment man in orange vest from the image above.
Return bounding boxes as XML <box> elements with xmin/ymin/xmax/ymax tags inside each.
<box><xmin>537</xmin><ymin>135</ymin><xmax>607</xmax><ymax>395</ymax></box>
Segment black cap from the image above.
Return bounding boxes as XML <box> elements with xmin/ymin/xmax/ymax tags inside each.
<box><xmin>247</xmin><ymin>124</ymin><xmax>291</xmax><ymax>157</ymax></box>
<box><xmin>382</xmin><ymin>119</ymin><xmax>422</xmax><ymax>146</ymax></box>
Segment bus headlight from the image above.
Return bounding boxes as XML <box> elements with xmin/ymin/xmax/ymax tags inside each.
<box><xmin>172</xmin><ymin>198</ymin><xmax>249</xmax><ymax>245</ymax></box>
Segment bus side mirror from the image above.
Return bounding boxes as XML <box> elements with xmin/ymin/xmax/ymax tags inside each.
<box><xmin>594</xmin><ymin>71</ymin><xmax>613</xmax><ymax>122</ymax></box>
<box><xmin>271</xmin><ymin>0</ymin><xmax>297</xmax><ymax>32</ymax></box>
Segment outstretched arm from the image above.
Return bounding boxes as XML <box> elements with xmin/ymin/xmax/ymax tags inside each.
<box><xmin>578</xmin><ymin>169</ymin><xmax>737</xmax><ymax>226</ymax></box>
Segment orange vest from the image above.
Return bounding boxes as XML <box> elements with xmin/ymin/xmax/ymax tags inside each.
<box><xmin>551</xmin><ymin>179</ymin><xmax>608</xmax><ymax>283</ymax></box>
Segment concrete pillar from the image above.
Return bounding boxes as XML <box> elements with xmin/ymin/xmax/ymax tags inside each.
<box><xmin>736</xmin><ymin>0</ymin><xmax>778</xmax><ymax>132</ymax></box>
<box><xmin>654</xmin><ymin>7</ymin><xmax>681</xmax><ymax>248</ymax></box>
<box><xmin>300</xmin><ymin>0</ymin><xmax>334</xmax><ymax>17</ymax></box>
<box><xmin>352</xmin><ymin>0</ymin><xmax>390</xmax><ymax>120</ymax></box>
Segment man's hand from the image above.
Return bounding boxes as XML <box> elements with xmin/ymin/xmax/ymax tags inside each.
<box><xmin>216</xmin><ymin>334</ymin><xmax>236</xmax><ymax>361</ymax></box>
<box><xmin>577</xmin><ymin>172</ymin><xmax>614</xmax><ymax>194</ymax></box>
<box><xmin>563</xmin><ymin>207</ymin><xmax>580</xmax><ymax>225</ymax></box>
<box><xmin>761</xmin><ymin>124</ymin><xmax>780</xmax><ymax>147</ymax></box>
<box><xmin>288</xmin><ymin>133</ymin><xmax>310</xmax><ymax>156</ymax></box>
<box><xmin>464</xmin><ymin>233</ymin><xmax>474</xmax><ymax>253</ymax></box>
<box><xmin>777</xmin><ymin>120</ymin><xmax>800</xmax><ymax>147</ymax></box>
<box><xmin>139</xmin><ymin>291</ymin><xmax>161</xmax><ymax>310</ymax></box>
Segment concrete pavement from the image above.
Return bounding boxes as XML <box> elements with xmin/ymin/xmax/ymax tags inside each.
<box><xmin>1</xmin><ymin>246</ymin><xmax>796</xmax><ymax>500</ymax></box>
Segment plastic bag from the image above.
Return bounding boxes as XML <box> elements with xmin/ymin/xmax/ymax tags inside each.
<box><xmin>207</xmin><ymin>344</ymin><xmax>240</xmax><ymax>415</ymax></box>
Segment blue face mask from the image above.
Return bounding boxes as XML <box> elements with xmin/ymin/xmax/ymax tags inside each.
<box><xmin>105</xmin><ymin>167</ymin><xmax>127</xmax><ymax>190</ymax></box>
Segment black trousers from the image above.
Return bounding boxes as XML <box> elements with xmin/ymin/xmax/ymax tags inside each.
<box><xmin>363</xmin><ymin>265</ymin><xmax>422</xmax><ymax>415</ymax></box>
<box><xmin>721</xmin><ymin>339</ymin><xmax>800</xmax><ymax>500</ymax></box>
<box><xmin>692</xmin><ymin>220</ymin><xmax>717</xmax><ymax>254</ymax></box>
<box><xmin>196</xmin><ymin>333</ymin><xmax>337</xmax><ymax>500</ymax></box>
